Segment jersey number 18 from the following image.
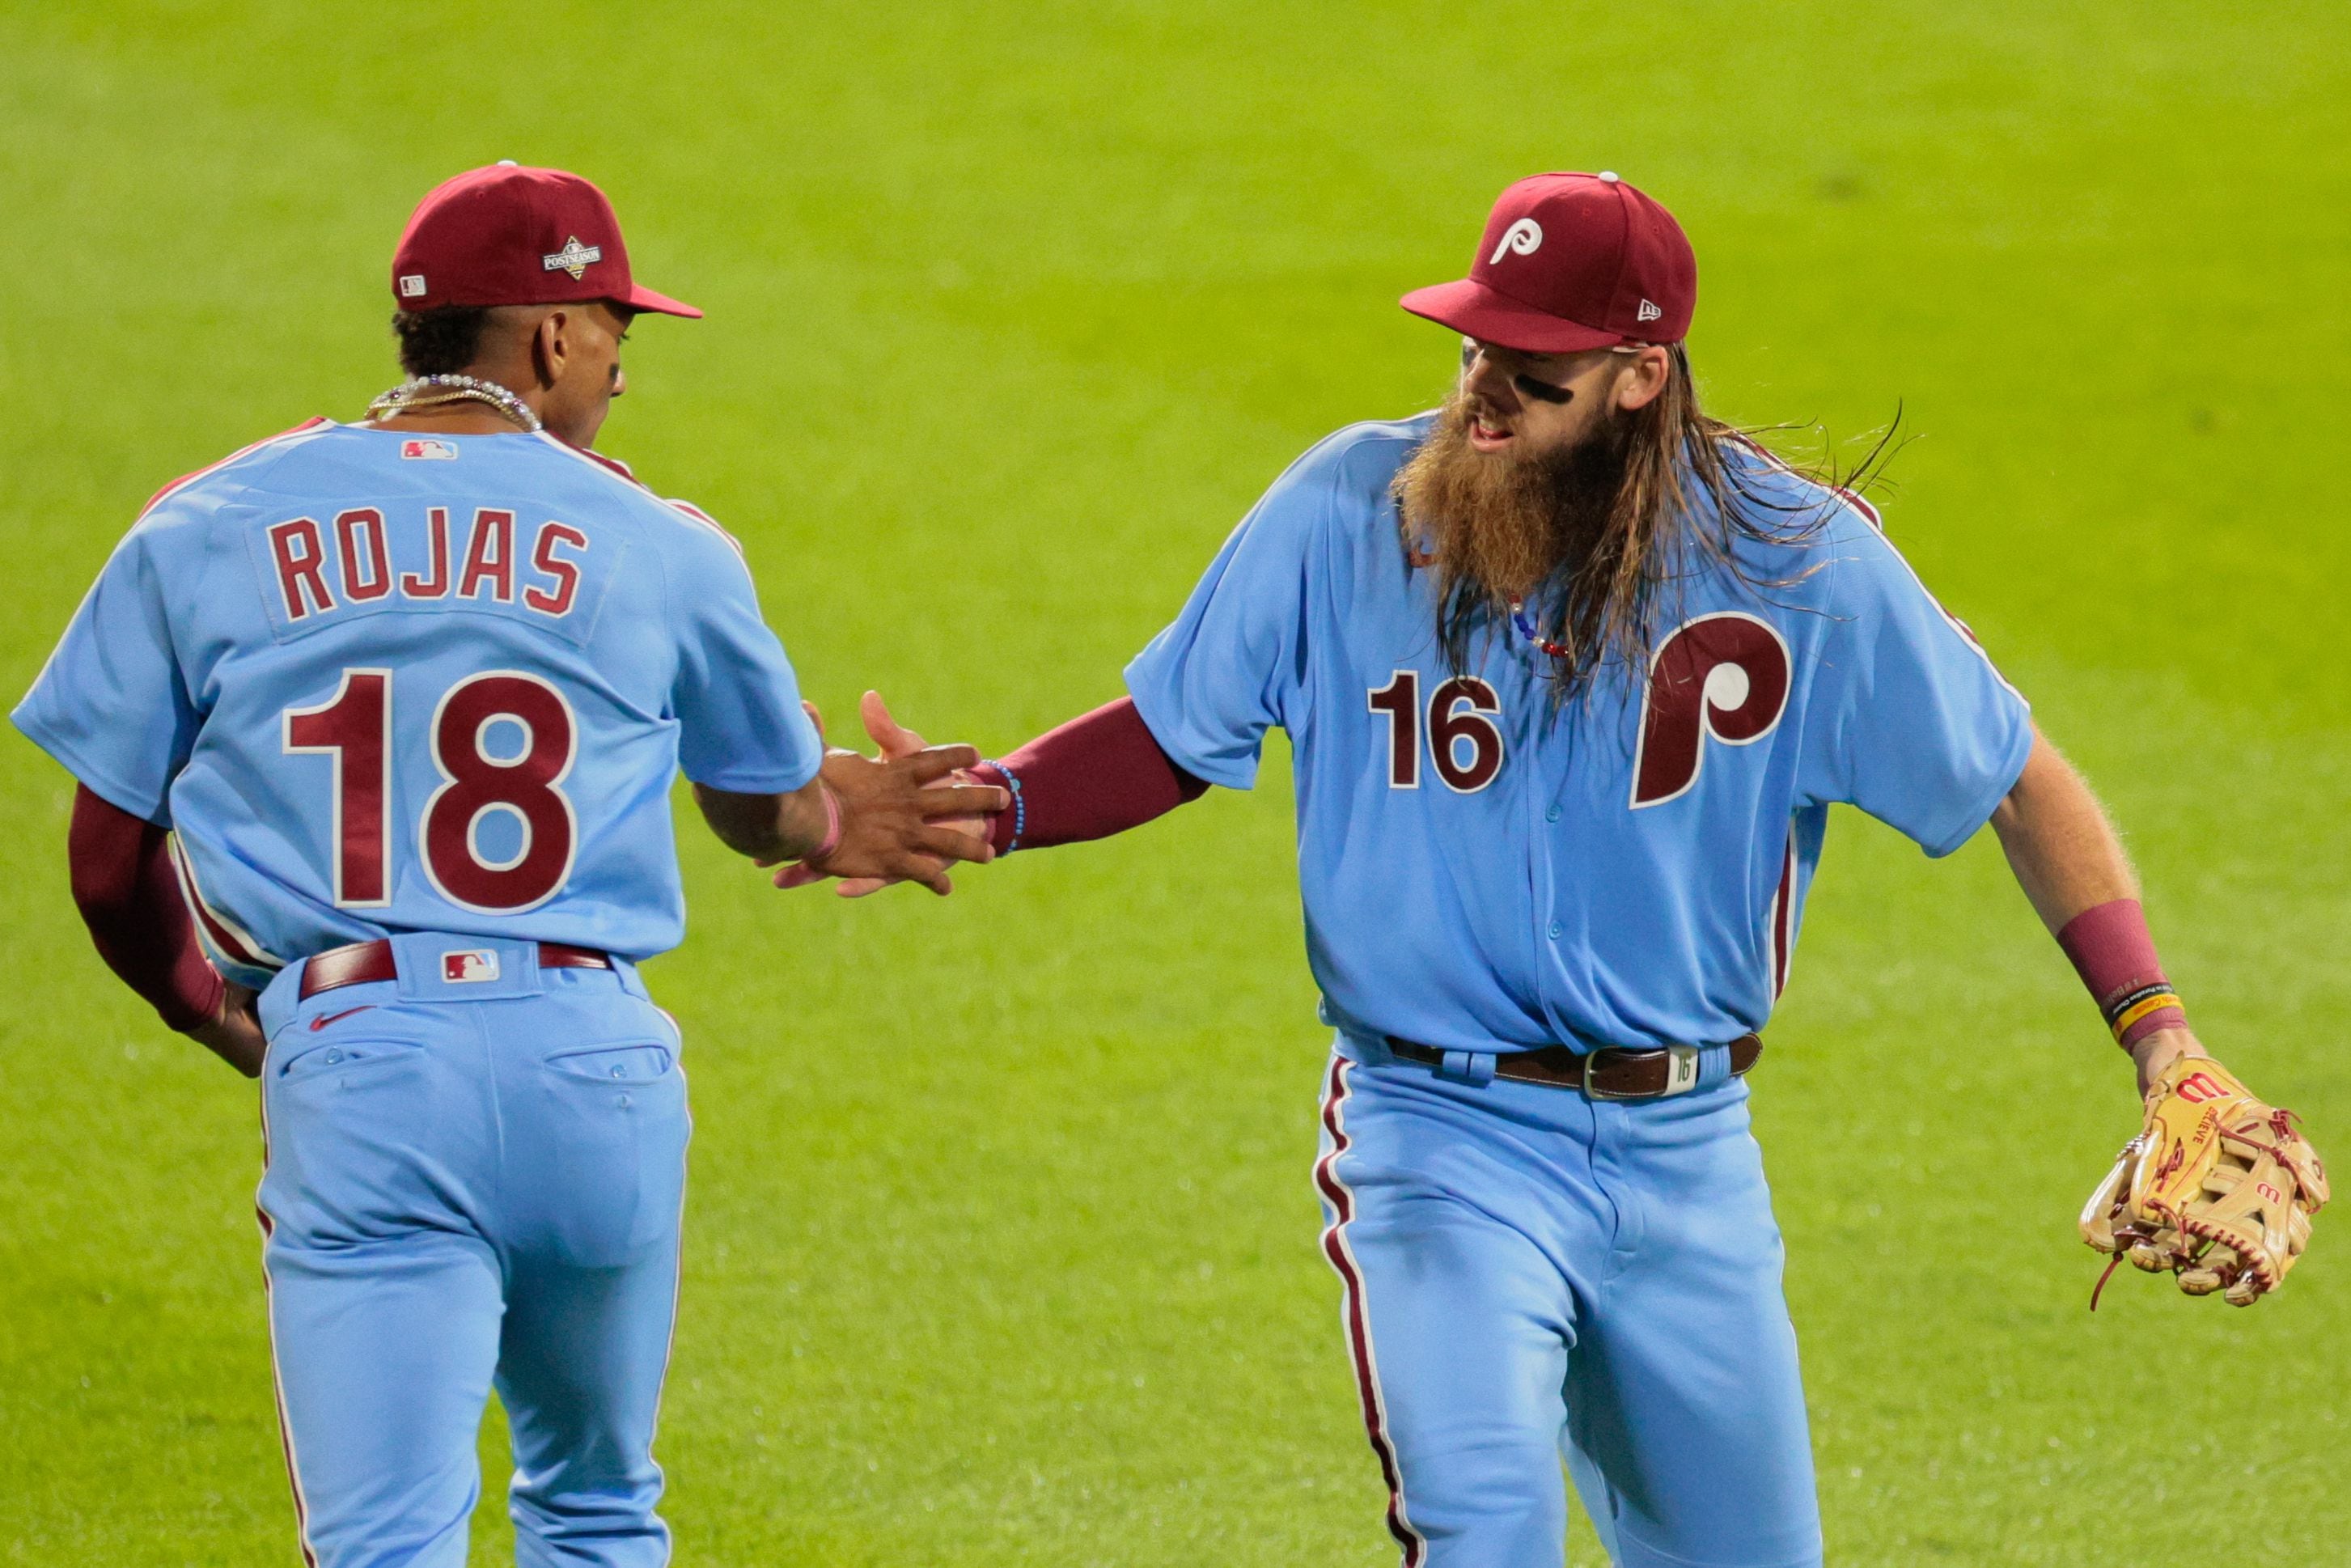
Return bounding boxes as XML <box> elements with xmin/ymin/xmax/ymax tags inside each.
<box><xmin>282</xmin><ymin>667</ymin><xmax>579</xmax><ymax>913</ymax></box>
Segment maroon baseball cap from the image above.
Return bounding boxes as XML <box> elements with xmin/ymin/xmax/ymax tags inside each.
<box><xmin>1400</xmin><ymin>172</ymin><xmax>1694</xmax><ymax>354</ymax></box>
<box><xmin>390</xmin><ymin>162</ymin><xmax>701</xmax><ymax>319</ymax></box>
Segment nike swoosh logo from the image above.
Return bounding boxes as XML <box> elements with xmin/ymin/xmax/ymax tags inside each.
<box><xmin>308</xmin><ymin>1006</ymin><xmax>376</xmax><ymax>1032</ymax></box>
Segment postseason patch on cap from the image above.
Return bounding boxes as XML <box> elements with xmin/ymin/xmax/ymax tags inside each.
<box><xmin>542</xmin><ymin>235</ymin><xmax>603</xmax><ymax>280</ymax></box>
<box><xmin>400</xmin><ymin>439</ymin><xmax>459</xmax><ymax>460</ymax></box>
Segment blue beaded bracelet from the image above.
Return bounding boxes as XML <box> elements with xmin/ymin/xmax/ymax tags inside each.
<box><xmin>992</xmin><ymin>760</ymin><xmax>1026</xmax><ymax>852</ymax></box>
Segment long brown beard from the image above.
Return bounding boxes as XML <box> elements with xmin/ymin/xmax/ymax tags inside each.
<box><xmin>1393</xmin><ymin>388</ymin><xmax>1634</xmax><ymax>684</ymax></box>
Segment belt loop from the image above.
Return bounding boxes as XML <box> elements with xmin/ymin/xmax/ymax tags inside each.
<box><xmin>1438</xmin><ymin>1049</ymin><xmax>1497</xmax><ymax>1087</ymax></box>
<box><xmin>1696</xmin><ymin>1040</ymin><xmax>1733</xmax><ymax>1091</ymax></box>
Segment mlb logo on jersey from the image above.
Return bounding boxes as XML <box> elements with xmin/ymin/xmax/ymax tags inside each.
<box><xmin>443</xmin><ymin>949</ymin><xmax>502</xmax><ymax>983</ymax></box>
<box><xmin>400</xmin><ymin>439</ymin><xmax>459</xmax><ymax>461</ymax></box>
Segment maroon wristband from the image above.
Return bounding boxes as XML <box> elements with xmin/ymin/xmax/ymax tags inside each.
<box><xmin>2055</xmin><ymin>898</ymin><xmax>2186</xmax><ymax>1049</ymax></box>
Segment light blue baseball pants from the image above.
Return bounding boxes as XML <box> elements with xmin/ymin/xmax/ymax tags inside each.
<box><xmin>253</xmin><ymin>934</ymin><xmax>691</xmax><ymax>1568</ymax></box>
<box><xmin>1315</xmin><ymin>1036</ymin><xmax>1823</xmax><ymax>1568</ymax></box>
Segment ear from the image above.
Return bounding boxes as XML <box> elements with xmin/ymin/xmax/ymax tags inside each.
<box><xmin>529</xmin><ymin>308</ymin><xmax>571</xmax><ymax>390</ymax></box>
<box><xmin>1612</xmin><ymin>345</ymin><xmax>1672</xmax><ymax>413</ymax></box>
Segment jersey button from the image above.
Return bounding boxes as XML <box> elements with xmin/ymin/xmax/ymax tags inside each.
<box><xmin>1548</xmin><ymin>920</ymin><xmax>1563</xmax><ymax>940</ymax></box>
<box><xmin>1545</xmin><ymin>804</ymin><xmax>1561</xmax><ymax>823</ymax></box>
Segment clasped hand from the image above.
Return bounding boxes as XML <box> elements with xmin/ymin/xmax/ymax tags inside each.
<box><xmin>773</xmin><ymin>693</ymin><xmax>998</xmax><ymax>898</ymax></box>
<box><xmin>765</xmin><ymin>693</ymin><xmax>1002</xmax><ymax>896</ymax></box>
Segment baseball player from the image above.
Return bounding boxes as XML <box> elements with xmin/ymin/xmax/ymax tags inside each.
<box><xmin>12</xmin><ymin>163</ymin><xmax>1002</xmax><ymax>1566</ymax></box>
<box><xmin>828</xmin><ymin>173</ymin><xmax>2326</xmax><ymax>1565</ymax></box>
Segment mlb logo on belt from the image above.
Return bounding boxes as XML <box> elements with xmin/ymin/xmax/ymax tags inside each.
<box><xmin>443</xmin><ymin>949</ymin><xmax>502</xmax><ymax>983</ymax></box>
<box><xmin>400</xmin><ymin>438</ymin><xmax>459</xmax><ymax>460</ymax></box>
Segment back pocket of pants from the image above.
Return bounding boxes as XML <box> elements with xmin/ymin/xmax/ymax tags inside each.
<box><xmin>525</xmin><ymin>1042</ymin><xmax>688</xmax><ymax>1265</ymax></box>
<box><xmin>543</xmin><ymin>1043</ymin><xmax>675</xmax><ymax>1084</ymax></box>
<box><xmin>273</xmin><ymin>1034</ymin><xmax>428</xmax><ymax>1082</ymax></box>
<box><xmin>261</xmin><ymin>1035</ymin><xmax>442</xmax><ymax>1247</ymax></box>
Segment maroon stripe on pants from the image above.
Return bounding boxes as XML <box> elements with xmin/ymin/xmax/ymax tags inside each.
<box><xmin>1315</xmin><ymin>1056</ymin><xmax>1425</xmax><ymax>1566</ymax></box>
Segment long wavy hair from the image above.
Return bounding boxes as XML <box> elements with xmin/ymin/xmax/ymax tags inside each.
<box><xmin>1396</xmin><ymin>343</ymin><xmax>1895</xmax><ymax>699</ymax></box>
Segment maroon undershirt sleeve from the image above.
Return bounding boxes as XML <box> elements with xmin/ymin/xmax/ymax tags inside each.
<box><xmin>968</xmin><ymin>697</ymin><xmax>1209</xmax><ymax>855</ymax></box>
<box><xmin>68</xmin><ymin>784</ymin><xmax>224</xmax><ymax>1033</ymax></box>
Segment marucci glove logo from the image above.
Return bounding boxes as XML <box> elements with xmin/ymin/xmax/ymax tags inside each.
<box><xmin>542</xmin><ymin>236</ymin><xmax>603</xmax><ymax>279</ymax></box>
<box><xmin>1488</xmin><ymin>218</ymin><xmax>1543</xmax><ymax>265</ymax></box>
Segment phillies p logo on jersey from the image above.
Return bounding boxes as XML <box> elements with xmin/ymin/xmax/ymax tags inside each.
<box><xmin>1630</xmin><ymin>612</ymin><xmax>1792</xmax><ymax>807</ymax></box>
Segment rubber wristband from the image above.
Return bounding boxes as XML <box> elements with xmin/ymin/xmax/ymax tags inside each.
<box><xmin>2104</xmin><ymin>982</ymin><xmax>2185</xmax><ymax>1046</ymax></box>
<box><xmin>804</xmin><ymin>781</ymin><xmax>844</xmax><ymax>863</ymax></box>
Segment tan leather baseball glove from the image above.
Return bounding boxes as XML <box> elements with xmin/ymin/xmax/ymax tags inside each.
<box><xmin>2081</xmin><ymin>1056</ymin><xmax>2328</xmax><ymax>1307</ymax></box>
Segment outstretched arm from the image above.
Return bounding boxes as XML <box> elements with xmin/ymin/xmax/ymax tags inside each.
<box><xmin>694</xmin><ymin>714</ymin><xmax>1007</xmax><ymax>897</ymax></box>
<box><xmin>2004</xmin><ymin>727</ymin><xmax>2331</xmax><ymax>1306</ymax></box>
<box><xmin>778</xmin><ymin>693</ymin><xmax>1209</xmax><ymax>896</ymax></box>
<box><xmin>968</xmin><ymin>696</ymin><xmax>1209</xmax><ymax>854</ymax></box>
<box><xmin>1989</xmin><ymin>728</ymin><xmax>2206</xmax><ymax>1093</ymax></box>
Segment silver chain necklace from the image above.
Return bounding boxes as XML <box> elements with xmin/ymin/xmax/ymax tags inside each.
<box><xmin>366</xmin><ymin>374</ymin><xmax>543</xmax><ymax>433</ymax></box>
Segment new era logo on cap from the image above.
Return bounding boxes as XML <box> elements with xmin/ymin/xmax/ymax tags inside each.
<box><xmin>542</xmin><ymin>235</ymin><xmax>603</xmax><ymax>280</ymax></box>
<box><xmin>1637</xmin><ymin>299</ymin><xmax>1663</xmax><ymax>323</ymax></box>
<box><xmin>443</xmin><ymin>949</ymin><xmax>502</xmax><ymax>983</ymax></box>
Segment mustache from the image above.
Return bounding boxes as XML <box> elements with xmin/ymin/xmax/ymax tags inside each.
<box><xmin>1392</xmin><ymin>389</ymin><xmax>1645</xmax><ymax>693</ymax></box>
<box><xmin>1397</xmin><ymin>391</ymin><xmax>1632</xmax><ymax>597</ymax></box>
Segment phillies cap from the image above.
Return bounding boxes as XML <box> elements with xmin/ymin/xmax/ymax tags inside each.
<box><xmin>1400</xmin><ymin>172</ymin><xmax>1694</xmax><ymax>354</ymax></box>
<box><xmin>390</xmin><ymin>162</ymin><xmax>701</xmax><ymax>319</ymax></box>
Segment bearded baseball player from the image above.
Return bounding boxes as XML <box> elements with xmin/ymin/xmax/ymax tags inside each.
<box><xmin>12</xmin><ymin>163</ymin><xmax>1002</xmax><ymax>1566</ymax></box>
<box><xmin>822</xmin><ymin>172</ymin><xmax>2328</xmax><ymax>1566</ymax></box>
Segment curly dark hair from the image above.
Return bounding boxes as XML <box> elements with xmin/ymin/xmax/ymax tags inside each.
<box><xmin>391</xmin><ymin>307</ymin><xmax>492</xmax><ymax>376</ymax></box>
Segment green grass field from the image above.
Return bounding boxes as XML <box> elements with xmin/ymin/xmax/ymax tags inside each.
<box><xmin>5</xmin><ymin>3</ymin><xmax>2348</xmax><ymax>1562</ymax></box>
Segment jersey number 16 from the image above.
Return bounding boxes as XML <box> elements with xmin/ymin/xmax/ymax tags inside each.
<box><xmin>283</xmin><ymin>667</ymin><xmax>579</xmax><ymax>913</ymax></box>
<box><xmin>1367</xmin><ymin>671</ymin><xmax>1505</xmax><ymax>792</ymax></box>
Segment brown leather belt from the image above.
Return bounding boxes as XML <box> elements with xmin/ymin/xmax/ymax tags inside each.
<box><xmin>298</xmin><ymin>939</ymin><xmax>612</xmax><ymax>1000</ymax></box>
<box><xmin>1385</xmin><ymin>1034</ymin><xmax>1762</xmax><ymax>1100</ymax></box>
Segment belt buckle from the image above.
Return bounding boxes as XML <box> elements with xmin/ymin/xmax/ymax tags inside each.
<box><xmin>1583</xmin><ymin>1043</ymin><xmax>1703</xmax><ymax>1101</ymax></box>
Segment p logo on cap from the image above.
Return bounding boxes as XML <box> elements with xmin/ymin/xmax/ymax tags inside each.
<box><xmin>1488</xmin><ymin>218</ymin><xmax>1544</xmax><ymax>265</ymax></box>
<box><xmin>1400</xmin><ymin>172</ymin><xmax>1697</xmax><ymax>354</ymax></box>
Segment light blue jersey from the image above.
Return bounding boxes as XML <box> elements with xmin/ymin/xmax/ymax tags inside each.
<box><xmin>1127</xmin><ymin>413</ymin><xmax>2031</xmax><ymax>1053</ymax></box>
<box><xmin>1128</xmin><ymin>413</ymin><xmax>2033</xmax><ymax>1568</ymax></box>
<box><xmin>14</xmin><ymin>420</ymin><xmax>821</xmax><ymax>985</ymax></box>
